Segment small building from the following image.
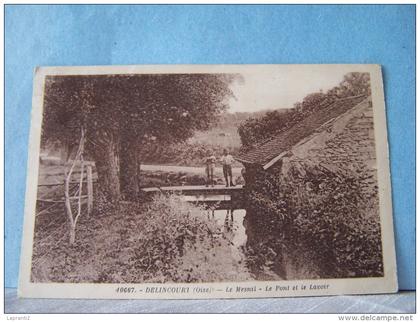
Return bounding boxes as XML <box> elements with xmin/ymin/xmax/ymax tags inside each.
<box><xmin>235</xmin><ymin>95</ymin><xmax>376</xmax><ymax>195</ymax></box>
<box><xmin>234</xmin><ymin>94</ymin><xmax>382</xmax><ymax>279</ymax></box>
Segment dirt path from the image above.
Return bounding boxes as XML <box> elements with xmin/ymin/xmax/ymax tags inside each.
<box><xmin>141</xmin><ymin>164</ymin><xmax>243</xmax><ymax>177</ymax></box>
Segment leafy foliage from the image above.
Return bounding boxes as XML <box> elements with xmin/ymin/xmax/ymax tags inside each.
<box><xmin>43</xmin><ymin>73</ymin><xmax>237</xmax><ymax>153</ymax></box>
<box><xmin>238</xmin><ymin>109</ymin><xmax>292</xmax><ymax>148</ymax></box>
<box><xmin>31</xmin><ymin>194</ymin><xmax>249</xmax><ymax>283</ymax></box>
<box><xmin>243</xmin><ymin>164</ymin><xmax>383</xmax><ymax>279</ymax></box>
<box><xmin>42</xmin><ymin>73</ymin><xmax>238</xmax><ymax>200</ymax></box>
<box><xmin>238</xmin><ymin>72</ymin><xmax>371</xmax><ymax>149</ymax></box>
<box><xmin>140</xmin><ymin>141</ymin><xmax>241</xmax><ymax>167</ymax></box>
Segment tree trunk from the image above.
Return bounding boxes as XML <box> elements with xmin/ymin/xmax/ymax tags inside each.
<box><xmin>86</xmin><ymin>165</ymin><xmax>93</xmax><ymax>215</ymax></box>
<box><xmin>120</xmin><ymin>136</ymin><xmax>141</xmax><ymax>200</ymax></box>
<box><xmin>69</xmin><ymin>224</ymin><xmax>76</xmax><ymax>244</ymax></box>
<box><xmin>93</xmin><ymin>132</ymin><xmax>121</xmax><ymax>204</ymax></box>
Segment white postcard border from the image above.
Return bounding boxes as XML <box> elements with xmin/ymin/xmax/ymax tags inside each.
<box><xmin>18</xmin><ymin>64</ymin><xmax>397</xmax><ymax>299</ymax></box>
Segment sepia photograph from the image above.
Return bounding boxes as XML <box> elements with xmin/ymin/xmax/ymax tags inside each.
<box><xmin>19</xmin><ymin>65</ymin><xmax>397</xmax><ymax>299</ymax></box>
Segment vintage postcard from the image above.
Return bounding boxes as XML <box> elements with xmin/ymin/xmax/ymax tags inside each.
<box><xmin>19</xmin><ymin>64</ymin><xmax>397</xmax><ymax>299</ymax></box>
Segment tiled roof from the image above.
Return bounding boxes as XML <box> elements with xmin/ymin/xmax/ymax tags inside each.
<box><xmin>235</xmin><ymin>95</ymin><xmax>369</xmax><ymax>166</ymax></box>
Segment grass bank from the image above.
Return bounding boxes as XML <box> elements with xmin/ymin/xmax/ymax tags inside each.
<box><xmin>31</xmin><ymin>194</ymin><xmax>250</xmax><ymax>283</ymax></box>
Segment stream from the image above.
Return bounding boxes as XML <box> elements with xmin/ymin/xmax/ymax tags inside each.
<box><xmin>212</xmin><ymin>209</ymin><xmax>247</xmax><ymax>263</ymax></box>
<box><xmin>209</xmin><ymin>208</ymin><xmax>283</xmax><ymax>281</ymax></box>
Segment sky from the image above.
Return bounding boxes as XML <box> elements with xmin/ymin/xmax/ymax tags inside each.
<box><xmin>227</xmin><ymin>65</ymin><xmax>369</xmax><ymax>113</ymax></box>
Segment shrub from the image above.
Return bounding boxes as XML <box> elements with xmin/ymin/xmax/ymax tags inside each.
<box><xmin>140</xmin><ymin>141</ymin><xmax>241</xmax><ymax>167</ymax></box>
<box><xmin>122</xmin><ymin>194</ymin><xmax>249</xmax><ymax>283</ymax></box>
<box><xmin>238</xmin><ymin>72</ymin><xmax>371</xmax><ymax>150</ymax></box>
<box><xmin>244</xmin><ymin>164</ymin><xmax>383</xmax><ymax>279</ymax></box>
<box><xmin>31</xmin><ymin>194</ymin><xmax>249</xmax><ymax>283</ymax></box>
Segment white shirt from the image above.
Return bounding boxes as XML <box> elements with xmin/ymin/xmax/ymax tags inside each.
<box><xmin>220</xmin><ymin>154</ymin><xmax>235</xmax><ymax>166</ymax></box>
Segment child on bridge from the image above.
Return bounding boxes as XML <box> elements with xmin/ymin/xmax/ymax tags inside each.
<box><xmin>204</xmin><ymin>150</ymin><xmax>216</xmax><ymax>187</ymax></box>
<box><xmin>220</xmin><ymin>149</ymin><xmax>235</xmax><ymax>187</ymax></box>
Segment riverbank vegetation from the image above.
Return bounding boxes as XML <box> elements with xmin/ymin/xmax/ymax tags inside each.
<box><xmin>244</xmin><ymin>165</ymin><xmax>382</xmax><ymax>279</ymax></box>
<box><xmin>31</xmin><ymin>194</ymin><xmax>249</xmax><ymax>283</ymax></box>
<box><xmin>240</xmin><ymin>72</ymin><xmax>382</xmax><ymax>279</ymax></box>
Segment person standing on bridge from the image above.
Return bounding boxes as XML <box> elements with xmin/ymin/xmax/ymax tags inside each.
<box><xmin>220</xmin><ymin>149</ymin><xmax>235</xmax><ymax>187</ymax></box>
<box><xmin>204</xmin><ymin>150</ymin><xmax>216</xmax><ymax>187</ymax></box>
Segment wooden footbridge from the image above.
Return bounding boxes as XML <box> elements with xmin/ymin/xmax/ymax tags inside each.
<box><xmin>141</xmin><ymin>185</ymin><xmax>245</xmax><ymax>209</ymax></box>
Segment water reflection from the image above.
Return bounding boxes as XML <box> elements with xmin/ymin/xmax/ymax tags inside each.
<box><xmin>206</xmin><ymin>208</ymin><xmax>283</xmax><ymax>281</ymax></box>
<box><xmin>211</xmin><ymin>209</ymin><xmax>247</xmax><ymax>251</ymax></box>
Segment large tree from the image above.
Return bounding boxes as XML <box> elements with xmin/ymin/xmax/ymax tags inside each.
<box><xmin>42</xmin><ymin>73</ymin><xmax>237</xmax><ymax>203</ymax></box>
